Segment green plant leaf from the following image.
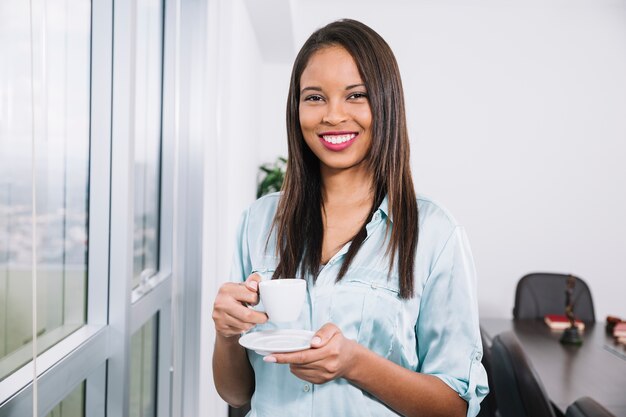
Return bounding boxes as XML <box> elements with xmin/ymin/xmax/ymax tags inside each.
<box><xmin>257</xmin><ymin>156</ymin><xmax>287</xmax><ymax>198</ymax></box>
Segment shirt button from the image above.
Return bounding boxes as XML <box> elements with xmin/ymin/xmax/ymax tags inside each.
<box><xmin>371</xmin><ymin>283</ymin><xmax>378</xmax><ymax>290</ymax></box>
<box><xmin>303</xmin><ymin>384</ymin><xmax>311</xmax><ymax>392</ymax></box>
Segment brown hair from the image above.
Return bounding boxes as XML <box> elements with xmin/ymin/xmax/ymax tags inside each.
<box><xmin>272</xmin><ymin>19</ymin><xmax>418</xmax><ymax>299</ymax></box>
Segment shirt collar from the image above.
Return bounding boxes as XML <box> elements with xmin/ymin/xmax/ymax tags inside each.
<box><xmin>376</xmin><ymin>195</ymin><xmax>392</xmax><ymax>223</ymax></box>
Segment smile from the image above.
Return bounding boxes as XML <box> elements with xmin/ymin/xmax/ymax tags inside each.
<box><xmin>321</xmin><ymin>133</ymin><xmax>356</xmax><ymax>144</ymax></box>
<box><xmin>318</xmin><ymin>132</ymin><xmax>358</xmax><ymax>151</ymax></box>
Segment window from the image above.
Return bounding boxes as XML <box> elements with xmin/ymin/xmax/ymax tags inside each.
<box><xmin>0</xmin><ymin>0</ymin><xmax>91</xmax><ymax>382</ymax></box>
<box><xmin>133</xmin><ymin>0</ymin><xmax>164</xmax><ymax>292</ymax></box>
<box><xmin>0</xmin><ymin>0</ymin><xmax>180</xmax><ymax>415</ymax></box>
<box><xmin>130</xmin><ymin>315</ymin><xmax>158</xmax><ymax>417</ymax></box>
<box><xmin>45</xmin><ymin>381</ymin><xmax>85</xmax><ymax>417</ymax></box>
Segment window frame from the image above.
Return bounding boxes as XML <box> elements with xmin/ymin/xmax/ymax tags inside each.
<box><xmin>0</xmin><ymin>0</ymin><xmax>177</xmax><ymax>415</ymax></box>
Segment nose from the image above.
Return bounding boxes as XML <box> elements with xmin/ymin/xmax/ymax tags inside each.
<box><xmin>322</xmin><ymin>100</ymin><xmax>347</xmax><ymax>125</ymax></box>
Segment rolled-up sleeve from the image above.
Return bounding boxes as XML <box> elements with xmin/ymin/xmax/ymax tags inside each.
<box><xmin>415</xmin><ymin>226</ymin><xmax>489</xmax><ymax>417</ymax></box>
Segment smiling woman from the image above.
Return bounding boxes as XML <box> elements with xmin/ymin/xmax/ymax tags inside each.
<box><xmin>212</xmin><ymin>19</ymin><xmax>488</xmax><ymax>417</ymax></box>
<box><xmin>299</xmin><ymin>46</ymin><xmax>372</xmax><ymax>173</ymax></box>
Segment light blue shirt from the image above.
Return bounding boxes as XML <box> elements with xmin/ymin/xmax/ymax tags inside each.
<box><xmin>230</xmin><ymin>192</ymin><xmax>488</xmax><ymax>417</ymax></box>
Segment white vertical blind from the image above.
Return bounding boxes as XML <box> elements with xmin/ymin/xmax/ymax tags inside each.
<box><xmin>28</xmin><ymin>0</ymin><xmax>43</xmax><ymax>414</ymax></box>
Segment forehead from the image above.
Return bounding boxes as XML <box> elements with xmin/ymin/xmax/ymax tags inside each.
<box><xmin>300</xmin><ymin>45</ymin><xmax>363</xmax><ymax>86</ymax></box>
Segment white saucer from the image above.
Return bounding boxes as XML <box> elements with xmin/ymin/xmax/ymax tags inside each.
<box><xmin>239</xmin><ymin>329</ymin><xmax>315</xmax><ymax>356</ymax></box>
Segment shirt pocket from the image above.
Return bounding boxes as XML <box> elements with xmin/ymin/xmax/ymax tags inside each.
<box><xmin>329</xmin><ymin>267</ymin><xmax>402</xmax><ymax>358</ymax></box>
<box><xmin>251</xmin><ymin>254</ymin><xmax>279</xmax><ymax>279</ymax></box>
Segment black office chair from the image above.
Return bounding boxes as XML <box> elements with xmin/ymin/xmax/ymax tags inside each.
<box><xmin>491</xmin><ymin>331</ymin><xmax>556</xmax><ymax>417</ymax></box>
<box><xmin>477</xmin><ymin>326</ymin><xmax>498</xmax><ymax>417</ymax></box>
<box><xmin>513</xmin><ymin>273</ymin><xmax>595</xmax><ymax>323</ymax></box>
<box><xmin>566</xmin><ymin>397</ymin><xmax>616</xmax><ymax>417</ymax></box>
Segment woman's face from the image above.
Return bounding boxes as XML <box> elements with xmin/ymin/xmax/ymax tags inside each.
<box><xmin>299</xmin><ymin>45</ymin><xmax>372</xmax><ymax>175</ymax></box>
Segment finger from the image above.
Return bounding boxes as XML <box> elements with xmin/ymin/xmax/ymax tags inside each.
<box><xmin>217</xmin><ymin>324</ymin><xmax>248</xmax><ymax>337</ymax></box>
<box><xmin>215</xmin><ymin>287</ymin><xmax>263</xmax><ymax>315</ymax></box>
<box><xmin>311</xmin><ymin>323</ymin><xmax>340</xmax><ymax>348</ymax></box>
<box><xmin>221</xmin><ymin>312</ymin><xmax>256</xmax><ymax>330</ymax></box>
<box><xmin>239</xmin><ymin>273</ymin><xmax>263</xmax><ymax>305</ymax></box>
<box><xmin>289</xmin><ymin>366</ymin><xmax>333</xmax><ymax>385</ymax></box>
<box><xmin>244</xmin><ymin>273</ymin><xmax>263</xmax><ymax>292</ymax></box>
<box><xmin>230</xmin><ymin>283</ymin><xmax>260</xmax><ymax>305</ymax></box>
<box><xmin>288</xmin><ymin>367</ymin><xmax>328</xmax><ymax>385</ymax></box>
<box><xmin>217</xmin><ymin>282</ymin><xmax>258</xmax><ymax>305</ymax></box>
<box><xmin>270</xmin><ymin>349</ymin><xmax>328</xmax><ymax>372</ymax></box>
<box><xmin>264</xmin><ymin>347</ymin><xmax>325</xmax><ymax>365</ymax></box>
<box><xmin>217</xmin><ymin>313</ymin><xmax>254</xmax><ymax>334</ymax></box>
<box><xmin>263</xmin><ymin>325</ymin><xmax>341</xmax><ymax>364</ymax></box>
<box><xmin>227</xmin><ymin>304</ymin><xmax>268</xmax><ymax>325</ymax></box>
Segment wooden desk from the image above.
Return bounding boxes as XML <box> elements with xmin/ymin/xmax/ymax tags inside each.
<box><xmin>480</xmin><ymin>318</ymin><xmax>626</xmax><ymax>417</ymax></box>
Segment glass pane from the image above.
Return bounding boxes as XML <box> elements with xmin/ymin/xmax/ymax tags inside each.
<box><xmin>130</xmin><ymin>315</ymin><xmax>158</xmax><ymax>417</ymax></box>
<box><xmin>0</xmin><ymin>1</ymin><xmax>90</xmax><ymax>381</ymax></box>
<box><xmin>46</xmin><ymin>381</ymin><xmax>85</xmax><ymax>417</ymax></box>
<box><xmin>133</xmin><ymin>0</ymin><xmax>163</xmax><ymax>290</ymax></box>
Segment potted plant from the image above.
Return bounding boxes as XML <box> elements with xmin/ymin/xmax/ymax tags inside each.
<box><xmin>256</xmin><ymin>156</ymin><xmax>287</xmax><ymax>198</ymax></box>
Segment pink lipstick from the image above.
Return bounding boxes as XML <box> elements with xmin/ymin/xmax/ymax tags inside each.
<box><xmin>318</xmin><ymin>131</ymin><xmax>358</xmax><ymax>152</ymax></box>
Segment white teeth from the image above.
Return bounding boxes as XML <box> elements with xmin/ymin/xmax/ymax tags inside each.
<box><xmin>322</xmin><ymin>134</ymin><xmax>356</xmax><ymax>144</ymax></box>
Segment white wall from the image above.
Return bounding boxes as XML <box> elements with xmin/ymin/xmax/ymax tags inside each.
<box><xmin>203</xmin><ymin>1</ymin><xmax>625</xmax><ymax>415</ymax></box>
<box><xmin>200</xmin><ymin>0</ymin><xmax>265</xmax><ymax>415</ymax></box>
<box><xmin>266</xmin><ymin>0</ymin><xmax>626</xmax><ymax>320</ymax></box>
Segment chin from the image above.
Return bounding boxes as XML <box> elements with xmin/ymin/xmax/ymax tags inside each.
<box><xmin>320</xmin><ymin>158</ymin><xmax>368</xmax><ymax>172</ymax></box>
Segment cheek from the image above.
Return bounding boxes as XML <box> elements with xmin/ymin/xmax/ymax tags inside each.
<box><xmin>355</xmin><ymin>109</ymin><xmax>373</xmax><ymax>131</ymax></box>
<box><xmin>299</xmin><ymin>107</ymin><xmax>321</xmax><ymax>133</ymax></box>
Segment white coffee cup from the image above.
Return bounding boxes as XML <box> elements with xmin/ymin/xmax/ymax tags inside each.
<box><xmin>259</xmin><ymin>278</ymin><xmax>306</xmax><ymax>322</ymax></box>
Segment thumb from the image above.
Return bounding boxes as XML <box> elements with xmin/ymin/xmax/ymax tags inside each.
<box><xmin>244</xmin><ymin>272</ymin><xmax>262</xmax><ymax>292</ymax></box>
<box><xmin>311</xmin><ymin>323</ymin><xmax>340</xmax><ymax>348</ymax></box>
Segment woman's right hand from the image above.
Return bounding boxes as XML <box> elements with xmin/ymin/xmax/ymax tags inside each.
<box><xmin>212</xmin><ymin>273</ymin><xmax>268</xmax><ymax>338</ymax></box>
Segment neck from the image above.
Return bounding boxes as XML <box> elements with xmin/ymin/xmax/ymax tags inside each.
<box><xmin>320</xmin><ymin>164</ymin><xmax>374</xmax><ymax>207</ymax></box>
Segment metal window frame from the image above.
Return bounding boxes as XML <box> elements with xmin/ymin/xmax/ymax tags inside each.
<box><xmin>0</xmin><ymin>0</ymin><xmax>177</xmax><ymax>415</ymax></box>
<box><xmin>108</xmin><ymin>0</ymin><xmax>175</xmax><ymax>416</ymax></box>
<box><xmin>168</xmin><ymin>0</ymin><xmax>209</xmax><ymax>416</ymax></box>
<box><xmin>0</xmin><ymin>0</ymin><xmax>113</xmax><ymax>415</ymax></box>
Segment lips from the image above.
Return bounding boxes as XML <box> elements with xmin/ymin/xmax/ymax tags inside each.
<box><xmin>318</xmin><ymin>131</ymin><xmax>358</xmax><ymax>151</ymax></box>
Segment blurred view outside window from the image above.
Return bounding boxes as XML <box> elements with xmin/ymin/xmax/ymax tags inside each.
<box><xmin>133</xmin><ymin>0</ymin><xmax>163</xmax><ymax>290</ymax></box>
<box><xmin>45</xmin><ymin>381</ymin><xmax>85</xmax><ymax>417</ymax></box>
<box><xmin>0</xmin><ymin>1</ymin><xmax>90</xmax><ymax>381</ymax></box>
<box><xmin>130</xmin><ymin>315</ymin><xmax>158</xmax><ymax>417</ymax></box>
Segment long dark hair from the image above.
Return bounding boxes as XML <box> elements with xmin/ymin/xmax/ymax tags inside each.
<box><xmin>271</xmin><ymin>19</ymin><xmax>419</xmax><ymax>299</ymax></box>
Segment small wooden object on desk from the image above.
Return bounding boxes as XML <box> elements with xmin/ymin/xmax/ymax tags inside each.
<box><xmin>560</xmin><ymin>274</ymin><xmax>583</xmax><ymax>345</ymax></box>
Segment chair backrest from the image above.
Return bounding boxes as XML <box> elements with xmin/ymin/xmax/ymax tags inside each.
<box><xmin>513</xmin><ymin>273</ymin><xmax>595</xmax><ymax>323</ymax></box>
<box><xmin>491</xmin><ymin>331</ymin><xmax>556</xmax><ymax>417</ymax></box>
<box><xmin>477</xmin><ymin>327</ymin><xmax>498</xmax><ymax>417</ymax></box>
<box><xmin>566</xmin><ymin>397</ymin><xmax>617</xmax><ymax>417</ymax></box>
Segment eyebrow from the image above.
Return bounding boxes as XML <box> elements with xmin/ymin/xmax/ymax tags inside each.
<box><xmin>300</xmin><ymin>83</ymin><xmax>366</xmax><ymax>94</ymax></box>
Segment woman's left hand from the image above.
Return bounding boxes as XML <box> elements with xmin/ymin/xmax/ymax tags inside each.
<box><xmin>263</xmin><ymin>323</ymin><xmax>361</xmax><ymax>384</ymax></box>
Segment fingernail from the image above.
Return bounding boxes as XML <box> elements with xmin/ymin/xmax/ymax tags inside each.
<box><xmin>247</xmin><ymin>281</ymin><xmax>258</xmax><ymax>290</ymax></box>
<box><xmin>311</xmin><ymin>336</ymin><xmax>322</xmax><ymax>346</ymax></box>
<box><xmin>263</xmin><ymin>355</ymin><xmax>277</xmax><ymax>363</ymax></box>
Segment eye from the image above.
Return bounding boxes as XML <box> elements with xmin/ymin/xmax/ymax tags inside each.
<box><xmin>303</xmin><ymin>94</ymin><xmax>324</xmax><ymax>102</ymax></box>
<box><xmin>347</xmin><ymin>92</ymin><xmax>368</xmax><ymax>100</ymax></box>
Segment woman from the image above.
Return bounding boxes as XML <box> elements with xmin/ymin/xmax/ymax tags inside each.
<box><xmin>212</xmin><ymin>19</ymin><xmax>488</xmax><ymax>417</ymax></box>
